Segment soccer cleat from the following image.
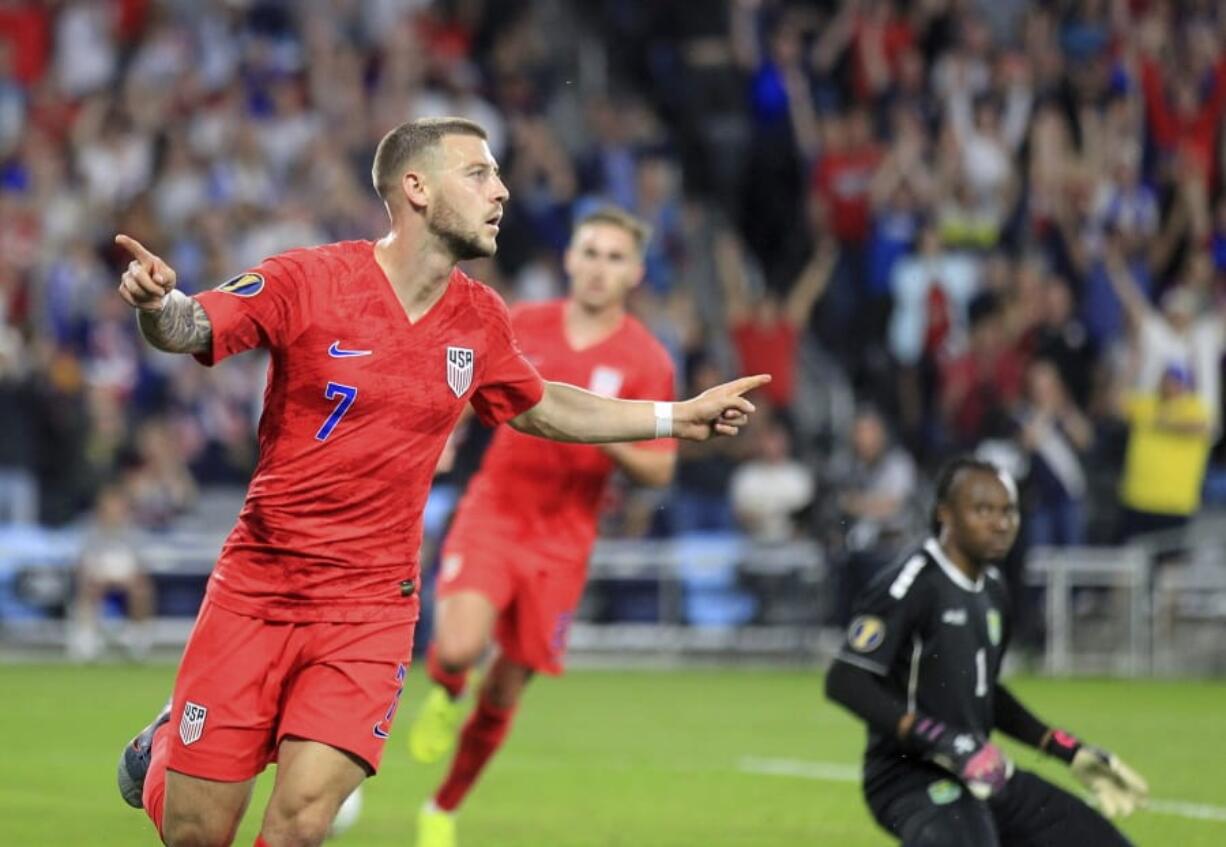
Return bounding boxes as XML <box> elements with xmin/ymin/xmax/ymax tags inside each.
<box><xmin>416</xmin><ymin>802</ymin><xmax>456</xmax><ymax>847</ymax></box>
<box><xmin>117</xmin><ymin>699</ymin><xmax>172</xmax><ymax>809</ymax></box>
<box><xmin>407</xmin><ymin>685</ymin><xmax>464</xmax><ymax>764</ymax></box>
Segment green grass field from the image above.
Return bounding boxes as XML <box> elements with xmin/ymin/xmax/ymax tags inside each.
<box><xmin>1</xmin><ymin>663</ymin><xmax>1223</xmax><ymax>845</ymax></box>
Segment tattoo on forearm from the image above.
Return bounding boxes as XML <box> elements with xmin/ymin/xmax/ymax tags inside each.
<box><xmin>137</xmin><ymin>291</ymin><xmax>213</xmax><ymax>354</ymax></box>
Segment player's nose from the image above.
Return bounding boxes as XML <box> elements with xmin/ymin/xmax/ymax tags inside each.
<box><xmin>491</xmin><ymin>174</ymin><xmax>509</xmax><ymax>203</ymax></box>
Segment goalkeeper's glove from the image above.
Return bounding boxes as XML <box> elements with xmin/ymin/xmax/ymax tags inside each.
<box><xmin>909</xmin><ymin>716</ymin><xmax>1013</xmax><ymax>800</ymax></box>
<box><xmin>1043</xmin><ymin>729</ymin><xmax>1149</xmax><ymax>817</ymax></box>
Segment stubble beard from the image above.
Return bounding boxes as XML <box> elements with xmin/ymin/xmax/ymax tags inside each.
<box><xmin>429</xmin><ymin>197</ymin><xmax>495</xmax><ymax>261</ymax></box>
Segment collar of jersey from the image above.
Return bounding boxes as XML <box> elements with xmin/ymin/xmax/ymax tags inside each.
<box><xmin>924</xmin><ymin>538</ymin><xmax>984</xmax><ymax>593</ymax></box>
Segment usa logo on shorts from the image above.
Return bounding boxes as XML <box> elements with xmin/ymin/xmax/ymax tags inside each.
<box><xmin>446</xmin><ymin>346</ymin><xmax>474</xmax><ymax>397</ymax></box>
<box><xmin>179</xmin><ymin>701</ymin><xmax>208</xmax><ymax>746</ymax></box>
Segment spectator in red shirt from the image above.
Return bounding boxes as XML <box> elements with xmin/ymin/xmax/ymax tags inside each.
<box><xmin>849</xmin><ymin>0</ymin><xmax>916</xmax><ymax>104</ymax></box>
<box><xmin>721</xmin><ymin>232</ymin><xmax>838</xmax><ymax>415</ymax></box>
<box><xmin>941</xmin><ymin>291</ymin><xmax>1027</xmax><ymax>446</ymax></box>
<box><xmin>810</xmin><ymin>106</ymin><xmax>883</xmax><ymax>360</ymax></box>
<box><xmin>811</xmin><ymin>107</ymin><xmax>883</xmax><ymax>248</ymax></box>
<box><xmin>1135</xmin><ymin>17</ymin><xmax>1226</xmax><ymax>185</ymax></box>
<box><xmin>0</xmin><ymin>1</ymin><xmax>52</xmax><ymax>86</ymax></box>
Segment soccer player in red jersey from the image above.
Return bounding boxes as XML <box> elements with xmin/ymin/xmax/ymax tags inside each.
<box><xmin>406</xmin><ymin>206</ymin><xmax>677</xmax><ymax>846</ymax></box>
<box><xmin>112</xmin><ymin>117</ymin><xmax>768</xmax><ymax>847</ymax></box>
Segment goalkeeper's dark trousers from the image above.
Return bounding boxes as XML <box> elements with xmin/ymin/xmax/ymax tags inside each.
<box><xmin>869</xmin><ymin>769</ymin><xmax>1134</xmax><ymax>847</ymax></box>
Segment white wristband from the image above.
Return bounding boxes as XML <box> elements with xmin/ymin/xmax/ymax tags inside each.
<box><xmin>653</xmin><ymin>402</ymin><xmax>674</xmax><ymax>438</ymax></box>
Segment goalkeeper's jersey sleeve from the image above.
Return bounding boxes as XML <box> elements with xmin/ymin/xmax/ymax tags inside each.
<box><xmin>835</xmin><ymin>538</ymin><xmax>1011</xmax><ymax>791</ymax></box>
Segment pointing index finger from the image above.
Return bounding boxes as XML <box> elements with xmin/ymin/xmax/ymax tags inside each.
<box><xmin>725</xmin><ymin>374</ymin><xmax>771</xmax><ymax>397</ymax></box>
<box><xmin>115</xmin><ymin>233</ymin><xmax>155</xmax><ymax>266</ymax></box>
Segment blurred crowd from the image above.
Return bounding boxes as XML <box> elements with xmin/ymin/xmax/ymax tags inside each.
<box><xmin>5</xmin><ymin>0</ymin><xmax>1226</xmax><ymax>627</ymax></box>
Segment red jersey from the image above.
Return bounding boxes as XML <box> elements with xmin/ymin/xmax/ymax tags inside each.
<box><xmin>811</xmin><ymin>147</ymin><xmax>883</xmax><ymax>244</ymax></box>
<box><xmin>448</xmin><ymin>300</ymin><xmax>676</xmax><ymax>559</ymax></box>
<box><xmin>730</xmin><ymin>318</ymin><xmax>798</xmax><ymax>410</ymax></box>
<box><xmin>192</xmin><ymin>240</ymin><xmax>544</xmax><ymax>623</ymax></box>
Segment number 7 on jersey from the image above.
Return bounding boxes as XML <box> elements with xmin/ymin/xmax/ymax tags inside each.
<box><xmin>315</xmin><ymin>382</ymin><xmax>358</xmax><ymax>442</ymax></box>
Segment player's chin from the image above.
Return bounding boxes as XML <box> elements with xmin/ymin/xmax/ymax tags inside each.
<box><xmin>983</xmin><ymin>540</ymin><xmax>1013</xmax><ymax>561</ymax></box>
<box><xmin>455</xmin><ymin>236</ymin><xmax>497</xmax><ymax>261</ymax></box>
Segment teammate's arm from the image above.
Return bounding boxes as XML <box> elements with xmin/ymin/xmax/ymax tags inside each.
<box><xmin>508</xmin><ymin>375</ymin><xmax>770</xmax><ymax>443</ymax></box>
<box><xmin>598</xmin><ymin>442</ymin><xmax>677</xmax><ymax>487</ymax></box>
<box><xmin>115</xmin><ymin>234</ymin><xmax>213</xmax><ymax>355</ymax></box>
<box><xmin>995</xmin><ymin>684</ymin><xmax>1149</xmax><ymax>817</ymax></box>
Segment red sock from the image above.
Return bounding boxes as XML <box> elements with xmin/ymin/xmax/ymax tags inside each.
<box><xmin>141</xmin><ymin>722</ymin><xmax>170</xmax><ymax>839</ymax></box>
<box><xmin>427</xmin><ymin>643</ymin><xmax>469</xmax><ymax>700</ymax></box>
<box><xmin>434</xmin><ymin>697</ymin><xmax>515</xmax><ymax>812</ymax></box>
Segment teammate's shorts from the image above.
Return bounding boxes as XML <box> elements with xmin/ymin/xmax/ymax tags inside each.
<box><xmin>165</xmin><ymin>598</ymin><xmax>414</xmax><ymax>782</ymax></box>
<box><xmin>437</xmin><ymin>528</ymin><xmax>587</xmax><ymax>675</ymax></box>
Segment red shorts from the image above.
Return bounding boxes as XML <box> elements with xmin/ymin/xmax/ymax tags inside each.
<box><xmin>437</xmin><ymin>529</ymin><xmax>587</xmax><ymax>675</ymax></box>
<box><xmin>165</xmin><ymin>599</ymin><xmax>413</xmax><ymax>782</ymax></box>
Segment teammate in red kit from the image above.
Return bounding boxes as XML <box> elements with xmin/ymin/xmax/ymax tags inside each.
<box><xmin>112</xmin><ymin>117</ymin><xmax>768</xmax><ymax>847</ymax></box>
<box><xmin>405</xmin><ymin>206</ymin><xmax>677</xmax><ymax>847</ymax></box>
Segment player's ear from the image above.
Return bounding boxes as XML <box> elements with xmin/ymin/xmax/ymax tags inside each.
<box><xmin>935</xmin><ymin>501</ymin><xmax>952</xmax><ymax>534</ymax></box>
<box><xmin>629</xmin><ymin>254</ymin><xmax>646</xmax><ymax>290</ymax></box>
<box><xmin>401</xmin><ymin>167</ymin><xmax>430</xmax><ymax>211</ymax></box>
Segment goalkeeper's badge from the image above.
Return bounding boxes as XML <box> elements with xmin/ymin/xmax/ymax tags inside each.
<box><xmin>848</xmin><ymin>615</ymin><xmax>885</xmax><ymax>652</ymax></box>
<box><xmin>446</xmin><ymin>346</ymin><xmax>474</xmax><ymax>398</ymax></box>
<box><xmin>986</xmin><ymin>609</ymin><xmax>1002</xmax><ymax>646</ymax></box>
<box><xmin>179</xmin><ymin>701</ymin><xmax>208</xmax><ymax>746</ymax></box>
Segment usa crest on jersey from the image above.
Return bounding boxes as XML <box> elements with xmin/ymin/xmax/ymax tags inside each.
<box><xmin>446</xmin><ymin>346</ymin><xmax>474</xmax><ymax>397</ymax></box>
<box><xmin>179</xmin><ymin>701</ymin><xmax>208</xmax><ymax>746</ymax></box>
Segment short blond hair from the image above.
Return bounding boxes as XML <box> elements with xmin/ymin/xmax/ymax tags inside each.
<box><xmin>573</xmin><ymin>206</ymin><xmax>653</xmax><ymax>254</ymax></box>
<box><xmin>371</xmin><ymin>117</ymin><xmax>488</xmax><ymax>202</ymax></box>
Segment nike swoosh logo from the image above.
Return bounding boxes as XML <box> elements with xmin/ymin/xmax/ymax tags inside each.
<box><xmin>328</xmin><ymin>341</ymin><xmax>373</xmax><ymax>358</ymax></box>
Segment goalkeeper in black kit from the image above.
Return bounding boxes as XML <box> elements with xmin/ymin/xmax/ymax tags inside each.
<box><xmin>825</xmin><ymin>457</ymin><xmax>1148</xmax><ymax>847</ymax></box>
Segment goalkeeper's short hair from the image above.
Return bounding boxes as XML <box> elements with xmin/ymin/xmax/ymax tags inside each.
<box><xmin>929</xmin><ymin>456</ymin><xmax>1002</xmax><ymax>534</ymax></box>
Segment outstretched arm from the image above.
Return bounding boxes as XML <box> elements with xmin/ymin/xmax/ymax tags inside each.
<box><xmin>1103</xmin><ymin>245</ymin><xmax>1153</xmax><ymax>330</ymax></box>
<box><xmin>784</xmin><ymin>239</ymin><xmax>838</xmax><ymax>326</ymax></box>
<box><xmin>716</xmin><ymin>231</ymin><xmax>752</xmax><ymax>324</ymax></box>
<box><xmin>115</xmin><ymin>234</ymin><xmax>212</xmax><ymax>355</ymax></box>
<box><xmin>509</xmin><ymin>375</ymin><xmax>770</xmax><ymax>444</ymax></box>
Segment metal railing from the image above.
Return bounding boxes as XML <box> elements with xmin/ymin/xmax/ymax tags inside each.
<box><xmin>1025</xmin><ymin>514</ymin><xmax>1226</xmax><ymax>677</ymax></box>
